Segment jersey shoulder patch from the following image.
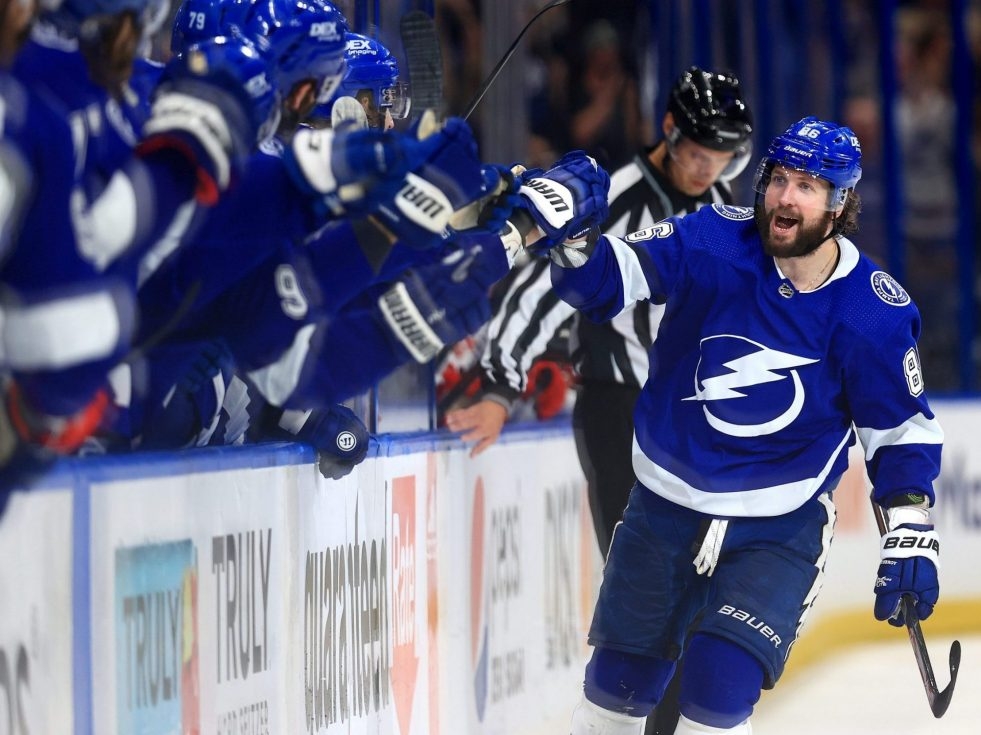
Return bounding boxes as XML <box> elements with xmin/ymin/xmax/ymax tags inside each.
<box><xmin>870</xmin><ymin>271</ymin><xmax>911</xmax><ymax>306</ymax></box>
<box><xmin>711</xmin><ymin>204</ymin><xmax>754</xmax><ymax>221</ymax></box>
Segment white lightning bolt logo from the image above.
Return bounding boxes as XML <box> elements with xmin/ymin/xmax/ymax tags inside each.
<box><xmin>685</xmin><ymin>336</ymin><xmax>819</xmax><ymax>437</ymax></box>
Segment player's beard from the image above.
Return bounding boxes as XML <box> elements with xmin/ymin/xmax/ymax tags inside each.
<box><xmin>754</xmin><ymin>202</ymin><xmax>835</xmax><ymax>258</ymax></box>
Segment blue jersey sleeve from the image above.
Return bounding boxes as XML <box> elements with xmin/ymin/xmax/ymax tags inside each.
<box><xmin>841</xmin><ymin>284</ymin><xmax>943</xmax><ymax>505</ymax></box>
<box><xmin>549</xmin><ymin>207</ymin><xmax>721</xmax><ymax>323</ymax></box>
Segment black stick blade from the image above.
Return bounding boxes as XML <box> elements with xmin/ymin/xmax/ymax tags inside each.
<box><xmin>929</xmin><ymin>639</ymin><xmax>960</xmax><ymax>718</ymax></box>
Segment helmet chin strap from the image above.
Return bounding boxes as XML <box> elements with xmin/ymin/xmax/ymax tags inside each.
<box><xmin>828</xmin><ymin>213</ymin><xmax>843</xmax><ymax>239</ymax></box>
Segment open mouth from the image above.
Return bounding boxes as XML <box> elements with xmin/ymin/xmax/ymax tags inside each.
<box><xmin>774</xmin><ymin>215</ymin><xmax>799</xmax><ymax>231</ymax></box>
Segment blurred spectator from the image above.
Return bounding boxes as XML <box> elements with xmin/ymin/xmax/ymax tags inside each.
<box><xmin>526</xmin><ymin>29</ymin><xmax>572</xmax><ymax>168</ymax></box>
<box><xmin>436</xmin><ymin>0</ymin><xmax>483</xmax><ymax>118</ymax></box>
<box><xmin>896</xmin><ymin>6</ymin><xmax>959</xmax><ymax>389</ymax></box>
<box><xmin>567</xmin><ymin>19</ymin><xmax>642</xmax><ymax>170</ymax></box>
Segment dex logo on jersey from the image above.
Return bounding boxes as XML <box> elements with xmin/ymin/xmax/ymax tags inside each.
<box><xmin>684</xmin><ymin>335</ymin><xmax>818</xmax><ymax>437</ymax></box>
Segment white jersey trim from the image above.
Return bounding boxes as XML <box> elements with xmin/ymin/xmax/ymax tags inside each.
<box><xmin>607</xmin><ymin>235</ymin><xmax>651</xmax><ymax>309</ymax></box>
<box><xmin>2</xmin><ymin>291</ymin><xmax>122</xmax><ymax>370</ymax></box>
<box><xmin>855</xmin><ymin>411</ymin><xmax>944</xmax><ymax>462</ymax></box>
<box><xmin>246</xmin><ymin>323</ymin><xmax>316</xmax><ymax>406</ymax></box>
<box><xmin>632</xmin><ymin>428</ymin><xmax>853</xmax><ymax>517</ymax></box>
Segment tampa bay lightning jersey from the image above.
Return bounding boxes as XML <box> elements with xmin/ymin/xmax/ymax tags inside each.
<box><xmin>0</xmin><ymin>72</ymin><xmax>135</xmax><ymax>416</ymax></box>
<box><xmin>551</xmin><ymin>204</ymin><xmax>943</xmax><ymax>517</ymax></box>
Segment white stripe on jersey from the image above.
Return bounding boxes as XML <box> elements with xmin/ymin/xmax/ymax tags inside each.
<box><xmin>137</xmin><ymin>200</ymin><xmax>198</xmax><ymax>286</ymax></box>
<box><xmin>74</xmin><ymin>169</ymin><xmax>139</xmax><ymax>271</ymax></box>
<box><xmin>608</xmin><ymin>235</ymin><xmax>652</xmax><ymax>309</ymax></box>
<box><xmin>856</xmin><ymin>412</ymin><xmax>944</xmax><ymax>462</ymax></box>
<box><xmin>2</xmin><ymin>290</ymin><xmax>122</xmax><ymax>370</ymax></box>
<box><xmin>247</xmin><ymin>323</ymin><xmax>316</xmax><ymax>406</ymax></box>
<box><xmin>632</xmin><ymin>428</ymin><xmax>854</xmax><ymax>517</ymax></box>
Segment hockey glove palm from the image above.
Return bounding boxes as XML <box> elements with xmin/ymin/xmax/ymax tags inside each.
<box><xmin>874</xmin><ymin>517</ymin><xmax>940</xmax><ymax>626</ymax></box>
<box><xmin>447</xmin><ymin>164</ymin><xmax>527</xmax><ymax>266</ymax></box>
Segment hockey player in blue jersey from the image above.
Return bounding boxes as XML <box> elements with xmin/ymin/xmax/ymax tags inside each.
<box><xmin>512</xmin><ymin>118</ymin><xmax>944</xmax><ymax>735</ymax></box>
<box><xmin>1</xmin><ymin>0</ymin><xmax>279</xmax><ymax>487</ymax></box>
<box><xmin>306</xmin><ymin>31</ymin><xmax>410</xmax><ymax>131</ymax></box>
<box><xmin>100</xmin><ymin>3</ymin><xmax>510</xmax><ymax>460</ymax></box>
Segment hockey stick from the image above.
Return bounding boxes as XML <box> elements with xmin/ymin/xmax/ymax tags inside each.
<box><xmin>400</xmin><ymin>10</ymin><xmax>443</xmax><ymax>119</ymax></box>
<box><xmin>462</xmin><ymin>0</ymin><xmax>571</xmax><ymax>121</ymax></box>
<box><xmin>870</xmin><ymin>499</ymin><xmax>960</xmax><ymax>718</ymax></box>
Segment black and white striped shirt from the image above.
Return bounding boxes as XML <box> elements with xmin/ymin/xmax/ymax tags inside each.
<box><xmin>480</xmin><ymin>147</ymin><xmax>733</xmax><ymax>406</ymax></box>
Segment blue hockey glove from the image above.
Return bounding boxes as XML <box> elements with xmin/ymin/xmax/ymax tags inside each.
<box><xmin>139</xmin><ymin>37</ymin><xmax>281</xmax><ymax>205</ymax></box>
<box><xmin>141</xmin><ymin>340</ymin><xmax>236</xmax><ymax>449</ymax></box>
<box><xmin>449</xmin><ymin>164</ymin><xmax>523</xmax><ymax>233</ymax></box>
<box><xmin>284</xmin><ymin>126</ymin><xmax>416</xmax><ymax>217</ymax></box>
<box><xmin>377</xmin><ymin>237</ymin><xmax>509</xmax><ymax>363</ymax></box>
<box><xmin>873</xmin><ymin>504</ymin><xmax>940</xmax><ymax>627</ymax></box>
<box><xmin>311</xmin><ymin>405</ymin><xmax>370</xmax><ymax>480</ymax></box>
<box><xmin>476</xmin><ymin>165</ymin><xmax>525</xmax><ymax>234</ymax></box>
<box><xmin>270</xmin><ymin>404</ymin><xmax>370</xmax><ymax>480</ymax></box>
<box><xmin>370</xmin><ymin>117</ymin><xmax>500</xmax><ymax>251</ymax></box>
<box><xmin>517</xmin><ymin>150</ymin><xmax>610</xmax><ymax>250</ymax></box>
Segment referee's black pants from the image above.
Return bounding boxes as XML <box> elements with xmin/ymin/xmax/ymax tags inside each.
<box><xmin>572</xmin><ymin>380</ymin><xmax>640</xmax><ymax>559</ymax></box>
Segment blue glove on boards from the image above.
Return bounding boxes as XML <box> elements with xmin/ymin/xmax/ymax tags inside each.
<box><xmin>290</xmin><ymin>404</ymin><xmax>370</xmax><ymax>480</ymax></box>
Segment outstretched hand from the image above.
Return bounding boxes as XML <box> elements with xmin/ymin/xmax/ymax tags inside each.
<box><xmin>445</xmin><ymin>399</ymin><xmax>508</xmax><ymax>457</ymax></box>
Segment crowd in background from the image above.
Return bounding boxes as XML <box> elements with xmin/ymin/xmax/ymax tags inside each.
<box><xmin>434</xmin><ymin>0</ymin><xmax>981</xmax><ymax>397</ymax></box>
<box><xmin>2</xmin><ymin>0</ymin><xmax>980</xmax><ymax>500</ymax></box>
<box><xmin>97</xmin><ymin>0</ymin><xmax>981</xmax><ymax>400</ymax></box>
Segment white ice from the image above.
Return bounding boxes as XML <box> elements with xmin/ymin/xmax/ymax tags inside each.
<box><xmin>753</xmin><ymin>634</ymin><xmax>979</xmax><ymax>734</ymax></box>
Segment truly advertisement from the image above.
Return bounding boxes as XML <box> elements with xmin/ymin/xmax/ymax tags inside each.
<box><xmin>92</xmin><ymin>467</ymin><xmax>292</xmax><ymax>734</ymax></box>
<box><xmin>303</xmin><ymin>497</ymin><xmax>391</xmax><ymax>733</ymax></box>
<box><xmin>212</xmin><ymin>528</ymin><xmax>273</xmax><ymax>735</ymax></box>
<box><xmin>114</xmin><ymin>539</ymin><xmax>200</xmax><ymax>734</ymax></box>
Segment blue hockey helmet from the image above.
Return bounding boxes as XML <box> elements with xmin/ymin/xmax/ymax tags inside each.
<box><xmin>309</xmin><ymin>32</ymin><xmax>409</xmax><ymax>127</ymax></box>
<box><xmin>170</xmin><ymin>0</ymin><xmax>226</xmax><ymax>56</ymax></box>
<box><xmin>223</xmin><ymin>0</ymin><xmax>348</xmax><ymax>103</ymax></box>
<box><xmin>335</xmin><ymin>33</ymin><xmax>409</xmax><ymax>119</ymax></box>
<box><xmin>160</xmin><ymin>34</ymin><xmax>281</xmax><ymax>146</ymax></box>
<box><xmin>754</xmin><ymin>116</ymin><xmax>862</xmax><ymax>209</ymax></box>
